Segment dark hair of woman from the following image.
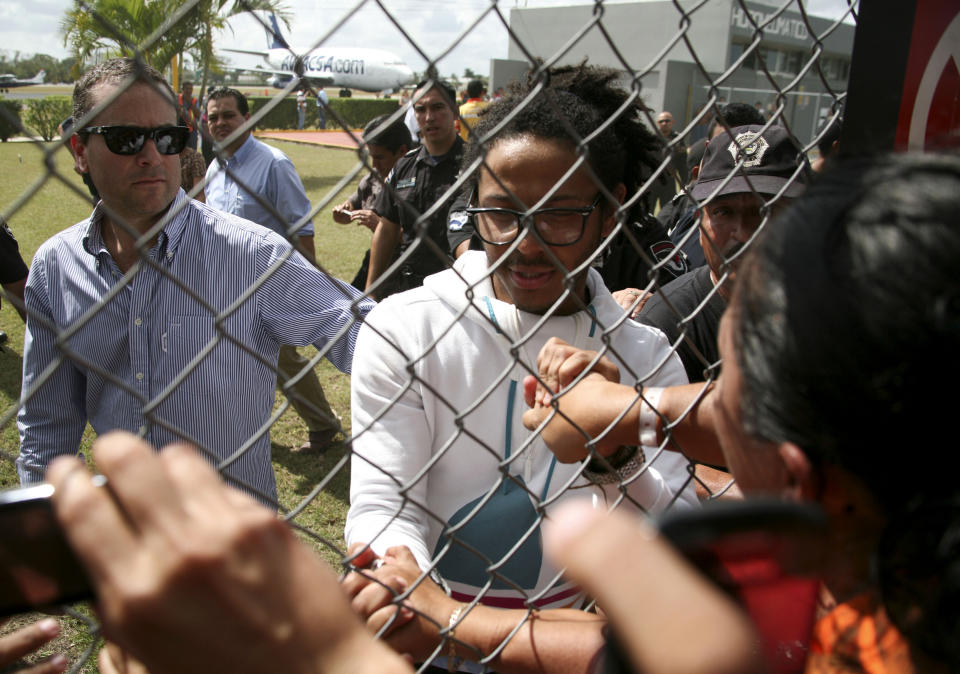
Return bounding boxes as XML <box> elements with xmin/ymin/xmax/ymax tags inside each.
<box><xmin>732</xmin><ymin>153</ymin><xmax>960</xmax><ymax>669</ymax></box>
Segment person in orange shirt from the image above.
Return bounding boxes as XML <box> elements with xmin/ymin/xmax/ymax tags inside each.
<box><xmin>458</xmin><ymin>79</ymin><xmax>489</xmax><ymax>141</ymax></box>
<box><xmin>177</xmin><ymin>80</ymin><xmax>201</xmax><ymax>150</ymax></box>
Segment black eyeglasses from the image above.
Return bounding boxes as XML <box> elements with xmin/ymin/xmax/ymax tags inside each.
<box><xmin>465</xmin><ymin>194</ymin><xmax>604</xmax><ymax>246</ymax></box>
<box><xmin>80</xmin><ymin>125</ymin><xmax>190</xmax><ymax>156</ymax></box>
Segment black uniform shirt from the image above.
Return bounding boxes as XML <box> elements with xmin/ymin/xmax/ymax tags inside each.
<box><xmin>638</xmin><ymin>265</ymin><xmax>726</xmax><ymax>382</ymax></box>
<box><xmin>374</xmin><ymin>136</ymin><xmax>466</xmax><ymax>286</ymax></box>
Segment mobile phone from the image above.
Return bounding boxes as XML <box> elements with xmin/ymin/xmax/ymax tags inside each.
<box><xmin>597</xmin><ymin>500</ymin><xmax>827</xmax><ymax>674</ymax></box>
<box><xmin>0</xmin><ymin>483</ymin><xmax>94</xmax><ymax>617</ymax></box>
<box><xmin>658</xmin><ymin>500</ymin><xmax>827</xmax><ymax>674</ymax></box>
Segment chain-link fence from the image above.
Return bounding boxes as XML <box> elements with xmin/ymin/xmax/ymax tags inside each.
<box><xmin>0</xmin><ymin>0</ymin><xmax>855</xmax><ymax>670</ymax></box>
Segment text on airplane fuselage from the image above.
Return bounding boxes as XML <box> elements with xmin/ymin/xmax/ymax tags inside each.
<box><xmin>282</xmin><ymin>54</ymin><xmax>366</xmax><ymax>75</ymax></box>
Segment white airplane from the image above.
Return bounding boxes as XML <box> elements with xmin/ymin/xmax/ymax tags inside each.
<box><xmin>0</xmin><ymin>70</ymin><xmax>45</xmax><ymax>91</ymax></box>
<box><xmin>224</xmin><ymin>14</ymin><xmax>415</xmax><ymax>95</ymax></box>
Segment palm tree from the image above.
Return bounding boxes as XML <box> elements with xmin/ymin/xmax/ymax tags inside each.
<box><xmin>61</xmin><ymin>0</ymin><xmax>289</xmax><ymax>86</ymax></box>
<box><xmin>61</xmin><ymin>0</ymin><xmax>200</xmax><ymax>70</ymax></box>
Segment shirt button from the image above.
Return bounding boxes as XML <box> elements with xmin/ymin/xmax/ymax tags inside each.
<box><xmin>139</xmin><ymin>425</ymin><xmax>147</xmax><ymax>435</ymax></box>
<box><xmin>136</xmin><ymin>372</ymin><xmax>144</xmax><ymax>381</ymax></box>
<box><xmin>134</xmin><ymin>317</ymin><xmax>142</xmax><ymax>326</ymax></box>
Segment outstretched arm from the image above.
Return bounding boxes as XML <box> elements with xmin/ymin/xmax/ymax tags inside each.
<box><xmin>17</xmin><ymin>259</ymin><xmax>87</xmax><ymax>484</ymax></box>
<box><xmin>521</xmin><ymin>338</ymin><xmax>727</xmax><ymax>467</ymax></box>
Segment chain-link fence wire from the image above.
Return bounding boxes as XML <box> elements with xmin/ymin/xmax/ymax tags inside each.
<box><xmin>0</xmin><ymin>0</ymin><xmax>855</xmax><ymax>669</ymax></box>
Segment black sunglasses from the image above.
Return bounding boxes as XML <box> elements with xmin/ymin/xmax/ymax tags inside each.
<box><xmin>80</xmin><ymin>125</ymin><xmax>190</xmax><ymax>156</ymax></box>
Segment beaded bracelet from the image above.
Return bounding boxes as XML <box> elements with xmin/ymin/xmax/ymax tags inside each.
<box><xmin>446</xmin><ymin>604</ymin><xmax>465</xmax><ymax>672</ymax></box>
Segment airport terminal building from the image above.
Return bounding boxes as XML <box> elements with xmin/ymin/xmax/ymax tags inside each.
<box><xmin>497</xmin><ymin>0</ymin><xmax>855</xmax><ymax>144</ymax></box>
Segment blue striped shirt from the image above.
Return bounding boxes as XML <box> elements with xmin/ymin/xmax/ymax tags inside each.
<box><xmin>17</xmin><ymin>190</ymin><xmax>372</xmax><ymax>505</ymax></box>
<box><xmin>204</xmin><ymin>135</ymin><xmax>314</xmax><ymax>238</ymax></box>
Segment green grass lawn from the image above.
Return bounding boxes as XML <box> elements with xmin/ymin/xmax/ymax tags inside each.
<box><xmin>0</xmin><ymin>138</ymin><xmax>372</xmax><ymax>670</ymax></box>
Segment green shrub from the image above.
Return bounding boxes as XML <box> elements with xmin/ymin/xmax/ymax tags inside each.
<box><xmin>23</xmin><ymin>97</ymin><xmax>73</xmax><ymax>141</ymax></box>
<box><xmin>0</xmin><ymin>99</ymin><xmax>23</xmax><ymax>142</ymax></box>
<box><xmin>247</xmin><ymin>96</ymin><xmax>399</xmax><ymax>131</ymax></box>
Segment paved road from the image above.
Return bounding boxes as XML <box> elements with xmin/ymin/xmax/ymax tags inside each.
<box><xmin>0</xmin><ymin>91</ymin><xmax>51</xmax><ymax>99</ymax></box>
<box><xmin>257</xmin><ymin>129</ymin><xmax>361</xmax><ymax>150</ymax></box>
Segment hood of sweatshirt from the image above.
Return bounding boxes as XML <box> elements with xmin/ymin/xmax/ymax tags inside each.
<box><xmin>422</xmin><ymin>250</ymin><xmax>639</xmax><ymax>375</ymax></box>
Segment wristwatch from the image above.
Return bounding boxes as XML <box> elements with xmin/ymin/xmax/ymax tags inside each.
<box><xmin>582</xmin><ymin>445</ymin><xmax>646</xmax><ymax>484</ymax></box>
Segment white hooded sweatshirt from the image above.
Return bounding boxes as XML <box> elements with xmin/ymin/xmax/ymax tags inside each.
<box><xmin>347</xmin><ymin>251</ymin><xmax>695</xmax><ymax>611</ymax></box>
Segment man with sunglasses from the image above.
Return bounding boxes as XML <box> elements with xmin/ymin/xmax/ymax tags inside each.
<box><xmin>16</xmin><ymin>58</ymin><xmax>372</xmax><ymax>506</ymax></box>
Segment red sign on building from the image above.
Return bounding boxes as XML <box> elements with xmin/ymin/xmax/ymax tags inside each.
<box><xmin>843</xmin><ymin>0</ymin><xmax>960</xmax><ymax>155</ymax></box>
<box><xmin>895</xmin><ymin>0</ymin><xmax>960</xmax><ymax>150</ymax></box>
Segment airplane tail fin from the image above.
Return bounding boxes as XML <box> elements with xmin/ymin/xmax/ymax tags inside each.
<box><xmin>264</xmin><ymin>13</ymin><xmax>290</xmax><ymax>50</ymax></box>
<box><xmin>33</xmin><ymin>70</ymin><xmax>46</xmax><ymax>83</ymax></box>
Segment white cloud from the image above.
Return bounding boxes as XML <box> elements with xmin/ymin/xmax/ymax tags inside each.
<box><xmin>0</xmin><ymin>0</ymin><xmax>72</xmax><ymax>60</ymax></box>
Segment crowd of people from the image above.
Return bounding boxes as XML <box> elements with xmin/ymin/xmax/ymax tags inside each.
<box><xmin>0</xmin><ymin>54</ymin><xmax>957</xmax><ymax>674</ymax></box>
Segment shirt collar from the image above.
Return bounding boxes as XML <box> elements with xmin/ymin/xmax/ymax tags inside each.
<box><xmin>227</xmin><ymin>134</ymin><xmax>257</xmax><ymax>165</ymax></box>
<box><xmin>415</xmin><ymin>135</ymin><xmax>464</xmax><ymax>167</ymax></box>
<box><xmin>81</xmin><ymin>189</ymin><xmax>191</xmax><ymax>261</ymax></box>
<box><xmin>160</xmin><ymin>189</ymin><xmax>191</xmax><ymax>259</ymax></box>
<box><xmin>81</xmin><ymin>203</ymin><xmax>109</xmax><ymax>258</ymax></box>
<box><xmin>414</xmin><ymin>143</ymin><xmax>431</xmax><ymax>165</ymax></box>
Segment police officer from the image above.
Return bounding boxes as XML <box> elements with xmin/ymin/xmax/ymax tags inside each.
<box><xmin>366</xmin><ymin>79</ymin><xmax>465</xmax><ymax>300</ymax></box>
